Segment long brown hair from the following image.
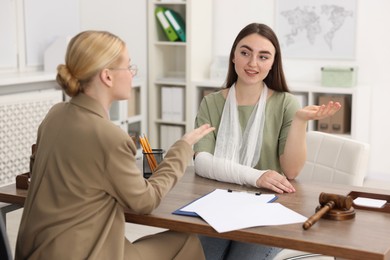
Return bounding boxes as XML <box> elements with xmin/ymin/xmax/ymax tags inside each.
<box><xmin>224</xmin><ymin>23</ymin><xmax>289</xmax><ymax>92</ymax></box>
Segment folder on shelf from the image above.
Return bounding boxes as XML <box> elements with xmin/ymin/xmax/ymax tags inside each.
<box><xmin>155</xmin><ymin>7</ymin><xmax>179</xmax><ymax>42</ymax></box>
<box><xmin>161</xmin><ymin>87</ymin><xmax>171</xmax><ymax>120</ymax></box>
<box><xmin>164</xmin><ymin>8</ymin><xmax>186</xmax><ymax>42</ymax></box>
<box><xmin>161</xmin><ymin>86</ymin><xmax>184</xmax><ymax>121</ymax></box>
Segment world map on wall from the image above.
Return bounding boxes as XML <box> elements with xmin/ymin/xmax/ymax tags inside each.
<box><xmin>281</xmin><ymin>5</ymin><xmax>353</xmax><ymax>50</ymax></box>
<box><xmin>276</xmin><ymin>0</ymin><xmax>356</xmax><ymax>59</ymax></box>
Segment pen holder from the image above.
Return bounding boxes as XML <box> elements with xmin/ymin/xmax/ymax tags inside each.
<box><xmin>142</xmin><ymin>149</ymin><xmax>164</xmax><ymax>179</ymax></box>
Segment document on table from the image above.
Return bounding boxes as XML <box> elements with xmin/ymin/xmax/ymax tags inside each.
<box><xmin>174</xmin><ymin>189</ymin><xmax>307</xmax><ymax>233</ymax></box>
<box><xmin>173</xmin><ymin>188</ymin><xmax>277</xmax><ymax>217</ymax></box>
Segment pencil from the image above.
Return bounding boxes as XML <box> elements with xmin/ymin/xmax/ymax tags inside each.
<box><xmin>139</xmin><ymin>135</ymin><xmax>158</xmax><ymax>172</ymax></box>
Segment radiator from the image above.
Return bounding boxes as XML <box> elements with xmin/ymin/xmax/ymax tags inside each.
<box><xmin>0</xmin><ymin>89</ymin><xmax>63</xmax><ymax>186</ymax></box>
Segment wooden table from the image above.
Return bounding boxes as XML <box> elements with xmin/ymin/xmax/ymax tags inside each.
<box><xmin>125</xmin><ymin>168</ymin><xmax>390</xmax><ymax>260</ymax></box>
<box><xmin>1</xmin><ymin>168</ymin><xmax>390</xmax><ymax>260</ymax></box>
<box><xmin>0</xmin><ymin>184</ymin><xmax>27</xmax><ymax>225</ymax></box>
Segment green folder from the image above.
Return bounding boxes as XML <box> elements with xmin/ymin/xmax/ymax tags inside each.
<box><xmin>164</xmin><ymin>8</ymin><xmax>186</xmax><ymax>42</ymax></box>
<box><xmin>155</xmin><ymin>7</ymin><xmax>178</xmax><ymax>42</ymax></box>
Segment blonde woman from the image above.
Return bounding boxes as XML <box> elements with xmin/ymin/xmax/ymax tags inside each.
<box><xmin>16</xmin><ymin>30</ymin><xmax>213</xmax><ymax>260</ymax></box>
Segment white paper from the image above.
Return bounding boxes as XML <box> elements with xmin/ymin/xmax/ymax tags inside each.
<box><xmin>353</xmin><ymin>197</ymin><xmax>387</xmax><ymax>208</ymax></box>
<box><xmin>181</xmin><ymin>189</ymin><xmax>276</xmax><ymax>212</ymax></box>
<box><xmin>180</xmin><ymin>189</ymin><xmax>307</xmax><ymax>233</ymax></box>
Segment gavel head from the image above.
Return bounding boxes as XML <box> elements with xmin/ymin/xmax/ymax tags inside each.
<box><xmin>319</xmin><ymin>192</ymin><xmax>353</xmax><ymax>209</ymax></box>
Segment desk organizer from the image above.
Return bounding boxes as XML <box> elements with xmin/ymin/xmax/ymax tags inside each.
<box><xmin>143</xmin><ymin>149</ymin><xmax>164</xmax><ymax>179</ymax></box>
<box><xmin>348</xmin><ymin>191</ymin><xmax>390</xmax><ymax>213</ymax></box>
<box><xmin>16</xmin><ymin>172</ymin><xmax>30</xmax><ymax>190</ymax></box>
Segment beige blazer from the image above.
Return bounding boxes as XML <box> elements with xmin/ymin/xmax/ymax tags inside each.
<box><xmin>15</xmin><ymin>94</ymin><xmax>193</xmax><ymax>259</ymax></box>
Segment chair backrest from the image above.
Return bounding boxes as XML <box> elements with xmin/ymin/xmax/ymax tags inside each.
<box><xmin>0</xmin><ymin>215</ymin><xmax>12</xmax><ymax>260</ymax></box>
<box><xmin>297</xmin><ymin>131</ymin><xmax>370</xmax><ymax>186</ymax></box>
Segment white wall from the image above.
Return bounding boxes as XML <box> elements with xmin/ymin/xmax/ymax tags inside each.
<box><xmin>79</xmin><ymin>0</ymin><xmax>147</xmax><ymax>79</ymax></box>
<box><xmin>212</xmin><ymin>0</ymin><xmax>390</xmax><ymax>179</ymax></box>
<box><xmin>356</xmin><ymin>1</ymin><xmax>390</xmax><ymax>179</ymax></box>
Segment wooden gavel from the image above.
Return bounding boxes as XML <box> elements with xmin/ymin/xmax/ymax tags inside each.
<box><xmin>303</xmin><ymin>192</ymin><xmax>353</xmax><ymax>230</ymax></box>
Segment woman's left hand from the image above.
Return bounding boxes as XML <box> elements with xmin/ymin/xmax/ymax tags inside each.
<box><xmin>296</xmin><ymin>101</ymin><xmax>341</xmax><ymax>121</ymax></box>
<box><xmin>256</xmin><ymin>170</ymin><xmax>296</xmax><ymax>194</ymax></box>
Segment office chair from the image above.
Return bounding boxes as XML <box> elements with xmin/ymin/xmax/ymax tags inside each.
<box><xmin>296</xmin><ymin>131</ymin><xmax>370</xmax><ymax>186</ymax></box>
<box><xmin>274</xmin><ymin>131</ymin><xmax>370</xmax><ymax>260</ymax></box>
<box><xmin>0</xmin><ymin>214</ymin><xmax>13</xmax><ymax>260</ymax></box>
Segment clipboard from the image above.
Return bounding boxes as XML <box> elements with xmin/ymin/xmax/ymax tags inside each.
<box><xmin>172</xmin><ymin>189</ymin><xmax>278</xmax><ymax>217</ymax></box>
<box><xmin>155</xmin><ymin>7</ymin><xmax>179</xmax><ymax>42</ymax></box>
<box><xmin>172</xmin><ymin>190</ymin><xmax>214</xmax><ymax>217</ymax></box>
<box><xmin>164</xmin><ymin>8</ymin><xmax>186</xmax><ymax>42</ymax></box>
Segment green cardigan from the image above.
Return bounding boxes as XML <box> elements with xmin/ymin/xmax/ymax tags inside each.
<box><xmin>194</xmin><ymin>90</ymin><xmax>300</xmax><ymax>173</ymax></box>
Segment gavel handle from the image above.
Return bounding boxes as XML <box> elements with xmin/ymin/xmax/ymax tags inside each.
<box><xmin>303</xmin><ymin>201</ymin><xmax>335</xmax><ymax>230</ymax></box>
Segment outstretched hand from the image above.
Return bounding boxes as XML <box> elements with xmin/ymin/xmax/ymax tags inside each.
<box><xmin>181</xmin><ymin>124</ymin><xmax>215</xmax><ymax>146</ymax></box>
<box><xmin>296</xmin><ymin>101</ymin><xmax>341</xmax><ymax>121</ymax></box>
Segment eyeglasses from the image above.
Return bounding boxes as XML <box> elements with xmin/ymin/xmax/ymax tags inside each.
<box><xmin>109</xmin><ymin>64</ymin><xmax>138</xmax><ymax>76</ymax></box>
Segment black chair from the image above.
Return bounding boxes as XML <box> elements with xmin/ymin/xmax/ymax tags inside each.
<box><xmin>0</xmin><ymin>214</ymin><xmax>13</xmax><ymax>260</ymax></box>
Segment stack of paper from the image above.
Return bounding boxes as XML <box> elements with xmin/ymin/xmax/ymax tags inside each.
<box><xmin>174</xmin><ymin>189</ymin><xmax>307</xmax><ymax>233</ymax></box>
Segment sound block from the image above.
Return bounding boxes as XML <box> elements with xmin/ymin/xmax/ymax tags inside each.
<box><xmin>315</xmin><ymin>205</ymin><xmax>355</xmax><ymax>220</ymax></box>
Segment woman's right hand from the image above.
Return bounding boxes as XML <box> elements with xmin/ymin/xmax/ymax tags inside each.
<box><xmin>256</xmin><ymin>170</ymin><xmax>296</xmax><ymax>194</ymax></box>
<box><xmin>181</xmin><ymin>124</ymin><xmax>215</xmax><ymax>146</ymax></box>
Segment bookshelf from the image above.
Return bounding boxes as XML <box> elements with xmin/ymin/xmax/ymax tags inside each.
<box><xmin>109</xmin><ymin>78</ymin><xmax>147</xmax><ymax>156</ymax></box>
<box><xmin>147</xmin><ymin>0</ymin><xmax>212</xmax><ymax>150</ymax></box>
<box><xmin>193</xmin><ymin>80</ymin><xmax>371</xmax><ymax>143</ymax></box>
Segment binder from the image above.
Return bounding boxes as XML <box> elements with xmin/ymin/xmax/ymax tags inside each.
<box><xmin>161</xmin><ymin>87</ymin><xmax>172</xmax><ymax>120</ymax></box>
<box><xmin>161</xmin><ymin>86</ymin><xmax>184</xmax><ymax>121</ymax></box>
<box><xmin>164</xmin><ymin>8</ymin><xmax>186</xmax><ymax>42</ymax></box>
<box><xmin>155</xmin><ymin>7</ymin><xmax>178</xmax><ymax>42</ymax></box>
